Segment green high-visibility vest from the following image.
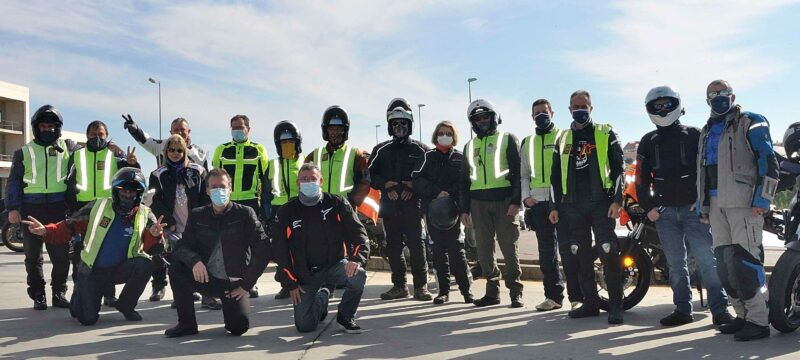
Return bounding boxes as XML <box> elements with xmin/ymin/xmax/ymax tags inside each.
<box><xmin>268</xmin><ymin>156</ymin><xmax>302</xmax><ymax>206</ymax></box>
<box><xmin>212</xmin><ymin>140</ymin><xmax>269</xmax><ymax>201</ymax></box>
<box><xmin>80</xmin><ymin>198</ymin><xmax>151</xmax><ymax>268</ymax></box>
<box><xmin>559</xmin><ymin>123</ymin><xmax>613</xmax><ymax>195</ymax></box>
<box><xmin>311</xmin><ymin>145</ymin><xmax>356</xmax><ymax>196</ymax></box>
<box><xmin>465</xmin><ymin>131</ymin><xmax>511</xmax><ymax>191</ymax></box>
<box><xmin>21</xmin><ymin>139</ymin><xmax>70</xmax><ymax>194</ymax></box>
<box><xmin>74</xmin><ymin>147</ymin><xmax>118</xmax><ymax>202</ymax></box>
<box><xmin>522</xmin><ymin>128</ymin><xmax>560</xmax><ymax>189</ymax></box>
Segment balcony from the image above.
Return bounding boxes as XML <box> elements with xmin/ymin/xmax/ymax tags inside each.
<box><xmin>0</xmin><ymin>121</ymin><xmax>24</xmax><ymax>135</ymax></box>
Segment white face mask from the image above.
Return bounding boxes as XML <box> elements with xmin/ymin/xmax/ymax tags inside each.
<box><xmin>437</xmin><ymin>135</ymin><xmax>453</xmax><ymax>146</ymax></box>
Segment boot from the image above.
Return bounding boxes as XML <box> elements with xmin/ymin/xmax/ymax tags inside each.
<box><xmin>165</xmin><ymin>323</ymin><xmax>199</xmax><ymax>338</ymax></box>
<box><xmin>568</xmin><ymin>303</ymin><xmax>600</xmax><ymax>318</ymax></box>
<box><xmin>414</xmin><ymin>287</ymin><xmax>433</xmax><ymax>301</ymax></box>
<box><xmin>33</xmin><ymin>292</ymin><xmax>47</xmax><ymax>310</ymax></box>
<box><xmin>473</xmin><ymin>295</ymin><xmax>500</xmax><ymax>307</ymax></box>
<box><xmin>149</xmin><ymin>287</ymin><xmax>165</xmax><ymax>302</ymax></box>
<box><xmin>433</xmin><ymin>292</ymin><xmax>449</xmax><ymax>305</ymax></box>
<box><xmin>52</xmin><ymin>292</ymin><xmax>70</xmax><ymax>308</ymax></box>
<box><xmin>734</xmin><ymin>321</ymin><xmax>770</xmax><ymax>341</ymax></box>
<box><xmin>380</xmin><ymin>286</ymin><xmax>409</xmax><ymax>300</ymax></box>
<box><xmin>719</xmin><ymin>317</ymin><xmax>747</xmax><ymax>334</ymax></box>
<box><xmin>462</xmin><ymin>290</ymin><xmax>474</xmax><ymax>304</ymax></box>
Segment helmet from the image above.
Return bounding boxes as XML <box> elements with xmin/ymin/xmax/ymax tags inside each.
<box><xmin>111</xmin><ymin>167</ymin><xmax>147</xmax><ymax>213</ymax></box>
<box><xmin>273</xmin><ymin>121</ymin><xmax>302</xmax><ymax>157</ymax></box>
<box><xmin>31</xmin><ymin>104</ymin><xmax>63</xmax><ymax>142</ymax></box>
<box><xmin>386</xmin><ymin>97</ymin><xmax>414</xmax><ymax>137</ymax></box>
<box><xmin>321</xmin><ymin>105</ymin><xmax>350</xmax><ymax>142</ymax></box>
<box><xmin>645</xmin><ymin>86</ymin><xmax>683</xmax><ymax>127</ymax></box>
<box><xmin>783</xmin><ymin>122</ymin><xmax>800</xmax><ymax>158</ymax></box>
<box><xmin>467</xmin><ymin>99</ymin><xmax>501</xmax><ymax>136</ymax></box>
<box><xmin>426</xmin><ymin>197</ymin><xmax>459</xmax><ymax>230</ymax></box>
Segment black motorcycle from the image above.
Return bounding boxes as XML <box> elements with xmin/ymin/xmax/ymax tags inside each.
<box><xmin>0</xmin><ymin>200</ymin><xmax>25</xmax><ymax>252</ymax></box>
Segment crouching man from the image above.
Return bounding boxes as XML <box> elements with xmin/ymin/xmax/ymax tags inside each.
<box><xmin>23</xmin><ymin>168</ymin><xmax>165</xmax><ymax>325</ymax></box>
<box><xmin>272</xmin><ymin>163</ymin><xmax>370</xmax><ymax>334</ymax></box>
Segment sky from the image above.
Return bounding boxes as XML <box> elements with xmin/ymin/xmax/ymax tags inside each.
<box><xmin>1</xmin><ymin>0</ymin><xmax>798</xmax><ymax>173</ymax></box>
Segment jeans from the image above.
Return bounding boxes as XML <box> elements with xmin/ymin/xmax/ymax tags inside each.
<box><xmin>655</xmin><ymin>205</ymin><xmax>728</xmax><ymax>316</ymax></box>
<box><xmin>70</xmin><ymin>257</ymin><xmax>152</xmax><ymax>325</ymax></box>
<box><xmin>294</xmin><ymin>259</ymin><xmax>367</xmax><ymax>333</ymax></box>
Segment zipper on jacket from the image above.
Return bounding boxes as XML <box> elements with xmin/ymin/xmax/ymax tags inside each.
<box><xmin>44</xmin><ymin>145</ymin><xmax>49</xmax><ymax>189</ymax></box>
<box><xmin>729</xmin><ymin>137</ymin><xmax>734</xmax><ymax>173</ymax></box>
<box><xmin>92</xmin><ymin>151</ymin><xmax>97</xmax><ymax>197</ymax></box>
<box><xmin>482</xmin><ymin>139</ymin><xmax>488</xmax><ymax>185</ymax></box>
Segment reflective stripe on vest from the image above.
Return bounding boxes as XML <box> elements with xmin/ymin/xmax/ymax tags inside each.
<box><xmin>80</xmin><ymin>198</ymin><xmax>151</xmax><ymax>268</ymax></box>
<box><xmin>523</xmin><ymin>128</ymin><xmax>559</xmax><ymax>189</ymax></box>
<box><xmin>21</xmin><ymin>139</ymin><xmax>69</xmax><ymax>194</ymax></box>
<box><xmin>313</xmin><ymin>145</ymin><xmax>356</xmax><ymax>196</ymax></box>
<box><xmin>559</xmin><ymin>124</ymin><xmax>613</xmax><ymax>195</ymax></box>
<box><xmin>465</xmin><ymin>131</ymin><xmax>511</xmax><ymax>190</ymax></box>
<box><xmin>269</xmin><ymin>156</ymin><xmax>302</xmax><ymax>206</ymax></box>
<box><xmin>75</xmin><ymin>148</ymin><xmax>116</xmax><ymax>202</ymax></box>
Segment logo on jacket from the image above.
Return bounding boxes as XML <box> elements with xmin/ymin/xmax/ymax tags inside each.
<box><xmin>99</xmin><ymin>216</ymin><xmax>111</xmax><ymax>228</ymax></box>
<box><xmin>292</xmin><ymin>220</ymin><xmax>302</xmax><ymax>229</ymax></box>
<box><xmin>321</xmin><ymin>207</ymin><xmax>333</xmax><ymax>221</ymax></box>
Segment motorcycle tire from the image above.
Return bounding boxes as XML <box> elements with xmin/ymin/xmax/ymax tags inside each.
<box><xmin>3</xmin><ymin>222</ymin><xmax>25</xmax><ymax>252</ymax></box>
<box><xmin>599</xmin><ymin>244</ymin><xmax>652</xmax><ymax>311</ymax></box>
<box><xmin>768</xmin><ymin>248</ymin><xmax>800</xmax><ymax>333</ymax></box>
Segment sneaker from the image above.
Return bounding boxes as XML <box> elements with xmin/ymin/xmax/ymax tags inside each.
<box><xmin>433</xmin><ymin>293</ymin><xmax>449</xmax><ymax>304</ymax></box>
<box><xmin>33</xmin><ymin>293</ymin><xmax>47</xmax><ymax>310</ymax></box>
<box><xmin>535</xmin><ymin>298</ymin><xmax>562</xmax><ymax>311</ymax></box>
<box><xmin>274</xmin><ymin>287</ymin><xmax>291</xmax><ymax>300</ymax></box>
<box><xmin>568</xmin><ymin>304</ymin><xmax>600</xmax><ymax>318</ymax></box>
<box><xmin>734</xmin><ymin>321</ymin><xmax>770</xmax><ymax>341</ymax></box>
<box><xmin>149</xmin><ymin>287</ymin><xmax>165</xmax><ymax>302</ymax></box>
<box><xmin>473</xmin><ymin>296</ymin><xmax>500</xmax><ymax>307</ymax></box>
<box><xmin>103</xmin><ymin>295</ymin><xmax>118</xmax><ymax>307</ymax></box>
<box><xmin>570</xmin><ymin>301</ymin><xmax>583</xmax><ymax>311</ymax></box>
<box><xmin>201</xmin><ymin>296</ymin><xmax>221</xmax><ymax>310</ymax></box>
<box><xmin>52</xmin><ymin>292</ymin><xmax>70</xmax><ymax>308</ymax></box>
<box><xmin>712</xmin><ymin>311</ymin><xmax>735</xmax><ymax>326</ymax></box>
<box><xmin>249</xmin><ymin>286</ymin><xmax>259</xmax><ymax>298</ymax></box>
<box><xmin>380</xmin><ymin>286</ymin><xmax>409</xmax><ymax>300</ymax></box>
<box><xmin>510</xmin><ymin>293</ymin><xmax>524</xmax><ymax>308</ymax></box>
<box><xmin>337</xmin><ymin>317</ymin><xmax>362</xmax><ymax>334</ymax></box>
<box><xmin>660</xmin><ymin>311</ymin><xmax>694</xmax><ymax>326</ymax></box>
<box><xmin>462</xmin><ymin>291</ymin><xmax>474</xmax><ymax>304</ymax></box>
<box><xmin>414</xmin><ymin>287</ymin><xmax>433</xmax><ymax>301</ymax></box>
<box><xmin>164</xmin><ymin>323</ymin><xmax>199</xmax><ymax>338</ymax></box>
<box><xmin>719</xmin><ymin>317</ymin><xmax>747</xmax><ymax>334</ymax></box>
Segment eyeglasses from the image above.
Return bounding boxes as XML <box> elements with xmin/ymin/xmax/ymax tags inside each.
<box><xmin>437</xmin><ymin>131</ymin><xmax>454</xmax><ymax>136</ymax></box>
<box><xmin>390</xmin><ymin>120</ymin><xmax>408</xmax><ymax>127</ymax></box>
<box><xmin>651</xmin><ymin>102</ymin><xmax>675</xmax><ymax>111</ymax></box>
<box><xmin>707</xmin><ymin>89</ymin><xmax>733</xmax><ymax>99</ymax></box>
<box><xmin>167</xmin><ymin>148</ymin><xmax>184</xmax><ymax>154</ymax></box>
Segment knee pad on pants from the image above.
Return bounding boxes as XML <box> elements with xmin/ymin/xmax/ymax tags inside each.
<box><xmin>597</xmin><ymin>241</ymin><xmax>620</xmax><ymax>269</ymax></box>
<box><xmin>731</xmin><ymin>245</ymin><xmax>766</xmax><ymax>301</ymax></box>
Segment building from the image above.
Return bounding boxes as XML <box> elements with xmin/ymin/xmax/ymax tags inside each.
<box><xmin>622</xmin><ymin>141</ymin><xmax>639</xmax><ymax>165</ymax></box>
<box><xmin>0</xmin><ymin>81</ymin><xmax>30</xmax><ymax>197</ymax></box>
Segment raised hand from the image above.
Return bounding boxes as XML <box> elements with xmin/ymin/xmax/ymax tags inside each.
<box><xmin>149</xmin><ymin>215</ymin><xmax>166</xmax><ymax>237</ymax></box>
<box><xmin>122</xmin><ymin>114</ymin><xmax>137</xmax><ymax>131</ymax></box>
<box><xmin>126</xmin><ymin>146</ymin><xmax>138</xmax><ymax>165</ymax></box>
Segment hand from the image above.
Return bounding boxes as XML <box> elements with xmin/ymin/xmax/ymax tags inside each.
<box><xmin>548</xmin><ymin>210</ymin><xmax>559</xmax><ymax>224</ymax></box>
<box><xmin>647</xmin><ymin>208</ymin><xmax>660</xmax><ymax>222</ymax></box>
<box><xmin>107</xmin><ymin>142</ymin><xmax>123</xmax><ymax>157</ymax></box>
<box><xmin>289</xmin><ymin>286</ymin><xmax>306</xmax><ymax>305</ymax></box>
<box><xmin>523</xmin><ymin>197</ymin><xmax>536</xmax><ymax>207</ymax></box>
<box><xmin>608</xmin><ymin>202</ymin><xmax>622</xmax><ymax>219</ymax></box>
<box><xmin>384</xmin><ymin>180</ymin><xmax>398</xmax><ymax>189</ymax></box>
<box><xmin>387</xmin><ymin>190</ymin><xmax>399</xmax><ymax>200</ymax></box>
<box><xmin>20</xmin><ymin>216</ymin><xmax>46</xmax><ymax>236</ymax></box>
<box><xmin>699</xmin><ymin>214</ymin><xmax>710</xmax><ymax>225</ymax></box>
<box><xmin>345</xmin><ymin>261</ymin><xmax>360</xmax><ymax>277</ymax></box>
<box><xmin>122</xmin><ymin>114</ymin><xmax>137</xmax><ymax>131</ymax></box>
<box><xmin>126</xmin><ymin>146</ymin><xmax>138</xmax><ymax>165</ymax></box>
<box><xmin>752</xmin><ymin>207</ymin><xmax>768</xmax><ymax>217</ymax></box>
<box><xmin>225</xmin><ymin>286</ymin><xmax>248</xmax><ymax>301</ymax></box>
<box><xmin>192</xmin><ymin>262</ymin><xmax>209</xmax><ymax>283</ymax></box>
<box><xmin>8</xmin><ymin>210</ymin><xmax>21</xmax><ymax>224</ymax></box>
<box><xmin>402</xmin><ymin>181</ymin><xmax>413</xmax><ymax>189</ymax></box>
<box><xmin>400</xmin><ymin>190</ymin><xmax>413</xmax><ymax>201</ymax></box>
<box><xmin>436</xmin><ymin>191</ymin><xmax>450</xmax><ymax>199</ymax></box>
<box><xmin>149</xmin><ymin>215</ymin><xmax>166</xmax><ymax>237</ymax></box>
<box><xmin>460</xmin><ymin>213</ymin><xmax>472</xmax><ymax>227</ymax></box>
<box><xmin>507</xmin><ymin>204</ymin><xmax>520</xmax><ymax>217</ymax></box>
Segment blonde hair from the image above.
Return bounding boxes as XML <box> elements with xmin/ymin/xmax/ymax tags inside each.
<box><xmin>431</xmin><ymin>121</ymin><xmax>458</xmax><ymax>147</ymax></box>
<box><xmin>163</xmin><ymin>134</ymin><xmax>188</xmax><ymax>166</ymax></box>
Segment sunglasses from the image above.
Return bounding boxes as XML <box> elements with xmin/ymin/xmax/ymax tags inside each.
<box><xmin>707</xmin><ymin>89</ymin><xmax>733</xmax><ymax>99</ymax></box>
<box><xmin>167</xmin><ymin>148</ymin><xmax>184</xmax><ymax>154</ymax></box>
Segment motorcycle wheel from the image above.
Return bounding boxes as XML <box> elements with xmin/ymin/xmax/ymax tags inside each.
<box><xmin>768</xmin><ymin>248</ymin><xmax>800</xmax><ymax>333</ymax></box>
<box><xmin>598</xmin><ymin>244</ymin><xmax>652</xmax><ymax>311</ymax></box>
<box><xmin>3</xmin><ymin>223</ymin><xmax>25</xmax><ymax>252</ymax></box>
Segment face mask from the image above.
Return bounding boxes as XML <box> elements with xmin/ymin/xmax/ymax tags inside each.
<box><xmin>280</xmin><ymin>142</ymin><xmax>296</xmax><ymax>159</ymax></box>
<box><xmin>87</xmin><ymin>136</ymin><xmax>108</xmax><ymax>151</ymax></box>
<box><xmin>38</xmin><ymin>130</ymin><xmax>58</xmax><ymax>144</ymax></box>
<box><xmin>232</xmin><ymin>129</ymin><xmax>246</xmax><ymax>142</ymax></box>
<box><xmin>709</xmin><ymin>95</ymin><xmax>733</xmax><ymax>115</ymax></box>
<box><xmin>477</xmin><ymin>122</ymin><xmax>491</xmax><ymax>133</ymax></box>
<box><xmin>392</xmin><ymin>123</ymin><xmax>409</xmax><ymax>138</ymax></box>
<box><xmin>437</xmin><ymin>135</ymin><xmax>453</xmax><ymax>147</ymax></box>
<box><xmin>571</xmin><ymin>109</ymin><xmax>591</xmax><ymax>125</ymax></box>
<box><xmin>210</xmin><ymin>188</ymin><xmax>229</xmax><ymax>207</ymax></box>
<box><xmin>534</xmin><ymin>113</ymin><xmax>551</xmax><ymax>129</ymax></box>
<box><xmin>117</xmin><ymin>194</ymin><xmax>137</xmax><ymax>213</ymax></box>
<box><xmin>299</xmin><ymin>181</ymin><xmax>322</xmax><ymax>198</ymax></box>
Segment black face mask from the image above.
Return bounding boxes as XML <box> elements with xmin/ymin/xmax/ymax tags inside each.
<box><xmin>87</xmin><ymin>136</ymin><xmax>108</xmax><ymax>151</ymax></box>
<box><xmin>117</xmin><ymin>194</ymin><xmax>137</xmax><ymax>214</ymax></box>
<box><xmin>38</xmin><ymin>130</ymin><xmax>58</xmax><ymax>144</ymax></box>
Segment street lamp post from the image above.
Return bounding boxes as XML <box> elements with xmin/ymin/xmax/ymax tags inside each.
<box><xmin>468</xmin><ymin>77</ymin><xmax>477</xmax><ymax>139</ymax></box>
<box><xmin>375</xmin><ymin>124</ymin><xmax>381</xmax><ymax>144</ymax></box>
<box><xmin>417</xmin><ymin>104</ymin><xmax>425</xmax><ymax>142</ymax></box>
<box><xmin>148</xmin><ymin>77</ymin><xmax>162</xmax><ymax>139</ymax></box>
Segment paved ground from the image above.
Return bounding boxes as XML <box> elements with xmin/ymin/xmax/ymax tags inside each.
<box><xmin>2</xmin><ymin>248</ymin><xmax>800</xmax><ymax>360</ymax></box>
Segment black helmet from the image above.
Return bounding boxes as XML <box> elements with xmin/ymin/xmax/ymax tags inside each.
<box><xmin>426</xmin><ymin>197</ymin><xmax>459</xmax><ymax>230</ymax></box>
<box><xmin>274</xmin><ymin>121</ymin><xmax>302</xmax><ymax>158</ymax></box>
<box><xmin>111</xmin><ymin>167</ymin><xmax>147</xmax><ymax>213</ymax></box>
<box><xmin>321</xmin><ymin>105</ymin><xmax>350</xmax><ymax>142</ymax></box>
<box><xmin>783</xmin><ymin>122</ymin><xmax>800</xmax><ymax>158</ymax></box>
<box><xmin>386</xmin><ymin>97</ymin><xmax>414</xmax><ymax>137</ymax></box>
<box><xmin>31</xmin><ymin>104</ymin><xmax>63</xmax><ymax>142</ymax></box>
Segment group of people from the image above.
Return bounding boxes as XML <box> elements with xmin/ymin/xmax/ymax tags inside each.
<box><xmin>6</xmin><ymin>79</ymin><xmax>778</xmax><ymax>342</ymax></box>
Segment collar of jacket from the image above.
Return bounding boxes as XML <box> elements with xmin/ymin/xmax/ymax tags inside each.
<box><xmin>535</xmin><ymin>123</ymin><xmax>555</xmax><ymax>135</ymax></box>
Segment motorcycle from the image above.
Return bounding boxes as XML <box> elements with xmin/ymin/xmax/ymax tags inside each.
<box><xmin>0</xmin><ymin>200</ymin><xmax>25</xmax><ymax>252</ymax></box>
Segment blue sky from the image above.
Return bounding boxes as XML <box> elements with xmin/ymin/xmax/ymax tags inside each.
<box><xmin>1</xmin><ymin>0</ymin><xmax>798</xmax><ymax>172</ymax></box>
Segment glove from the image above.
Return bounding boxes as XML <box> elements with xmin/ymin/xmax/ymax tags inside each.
<box><xmin>122</xmin><ymin>114</ymin><xmax>139</xmax><ymax>133</ymax></box>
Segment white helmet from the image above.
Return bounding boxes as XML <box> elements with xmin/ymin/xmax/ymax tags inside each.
<box><xmin>467</xmin><ymin>99</ymin><xmax>501</xmax><ymax>135</ymax></box>
<box><xmin>645</xmin><ymin>86</ymin><xmax>683</xmax><ymax>127</ymax></box>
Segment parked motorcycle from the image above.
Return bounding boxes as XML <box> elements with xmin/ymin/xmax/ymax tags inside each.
<box><xmin>0</xmin><ymin>200</ymin><xmax>25</xmax><ymax>252</ymax></box>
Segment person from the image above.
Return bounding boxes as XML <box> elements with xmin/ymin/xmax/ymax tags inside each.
<box><xmin>520</xmin><ymin>99</ymin><xmax>583</xmax><ymax>312</ymax></box>
<box><xmin>265</xmin><ymin>121</ymin><xmax>304</xmax><ymax>300</ymax></box>
<box><xmin>212</xmin><ymin>114</ymin><xmax>270</xmax><ymax>298</ymax></box>
<box><xmin>149</xmin><ymin>135</ymin><xmax>218</xmax><ymax>309</ymax></box>
<box><xmin>5</xmin><ymin>105</ymin><xmax>79</xmax><ymax>310</ymax></box>
<box><xmin>459</xmin><ymin>99</ymin><xmax>524</xmax><ymax>308</ymax></box>
<box><xmin>122</xmin><ymin>115</ymin><xmax>209</xmax><ymax>169</ymax></box>
<box><xmin>272</xmin><ymin>163</ymin><xmax>369</xmax><ymax>333</ymax></box>
<box><xmin>412</xmin><ymin>121</ymin><xmax>473</xmax><ymax>304</ymax></box>
<box><xmin>164</xmin><ymin>168</ymin><xmax>271</xmax><ymax>337</ymax></box>
<box><xmin>697</xmin><ymin>80</ymin><xmax>778</xmax><ymax>341</ymax></box>
<box><xmin>549</xmin><ymin>90</ymin><xmax>625</xmax><ymax>324</ymax></box>
<box><xmin>67</xmin><ymin>120</ymin><xmax>140</xmax><ymax>307</ymax></box>
<box><xmin>636</xmin><ymin>86</ymin><xmax>734</xmax><ymax>327</ymax></box>
<box><xmin>369</xmin><ymin>98</ymin><xmax>431</xmax><ymax>301</ymax></box>
<box><xmin>22</xmin><ymin>167</ymin><xmax>165</xmax><ymax>325</ymax></box>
